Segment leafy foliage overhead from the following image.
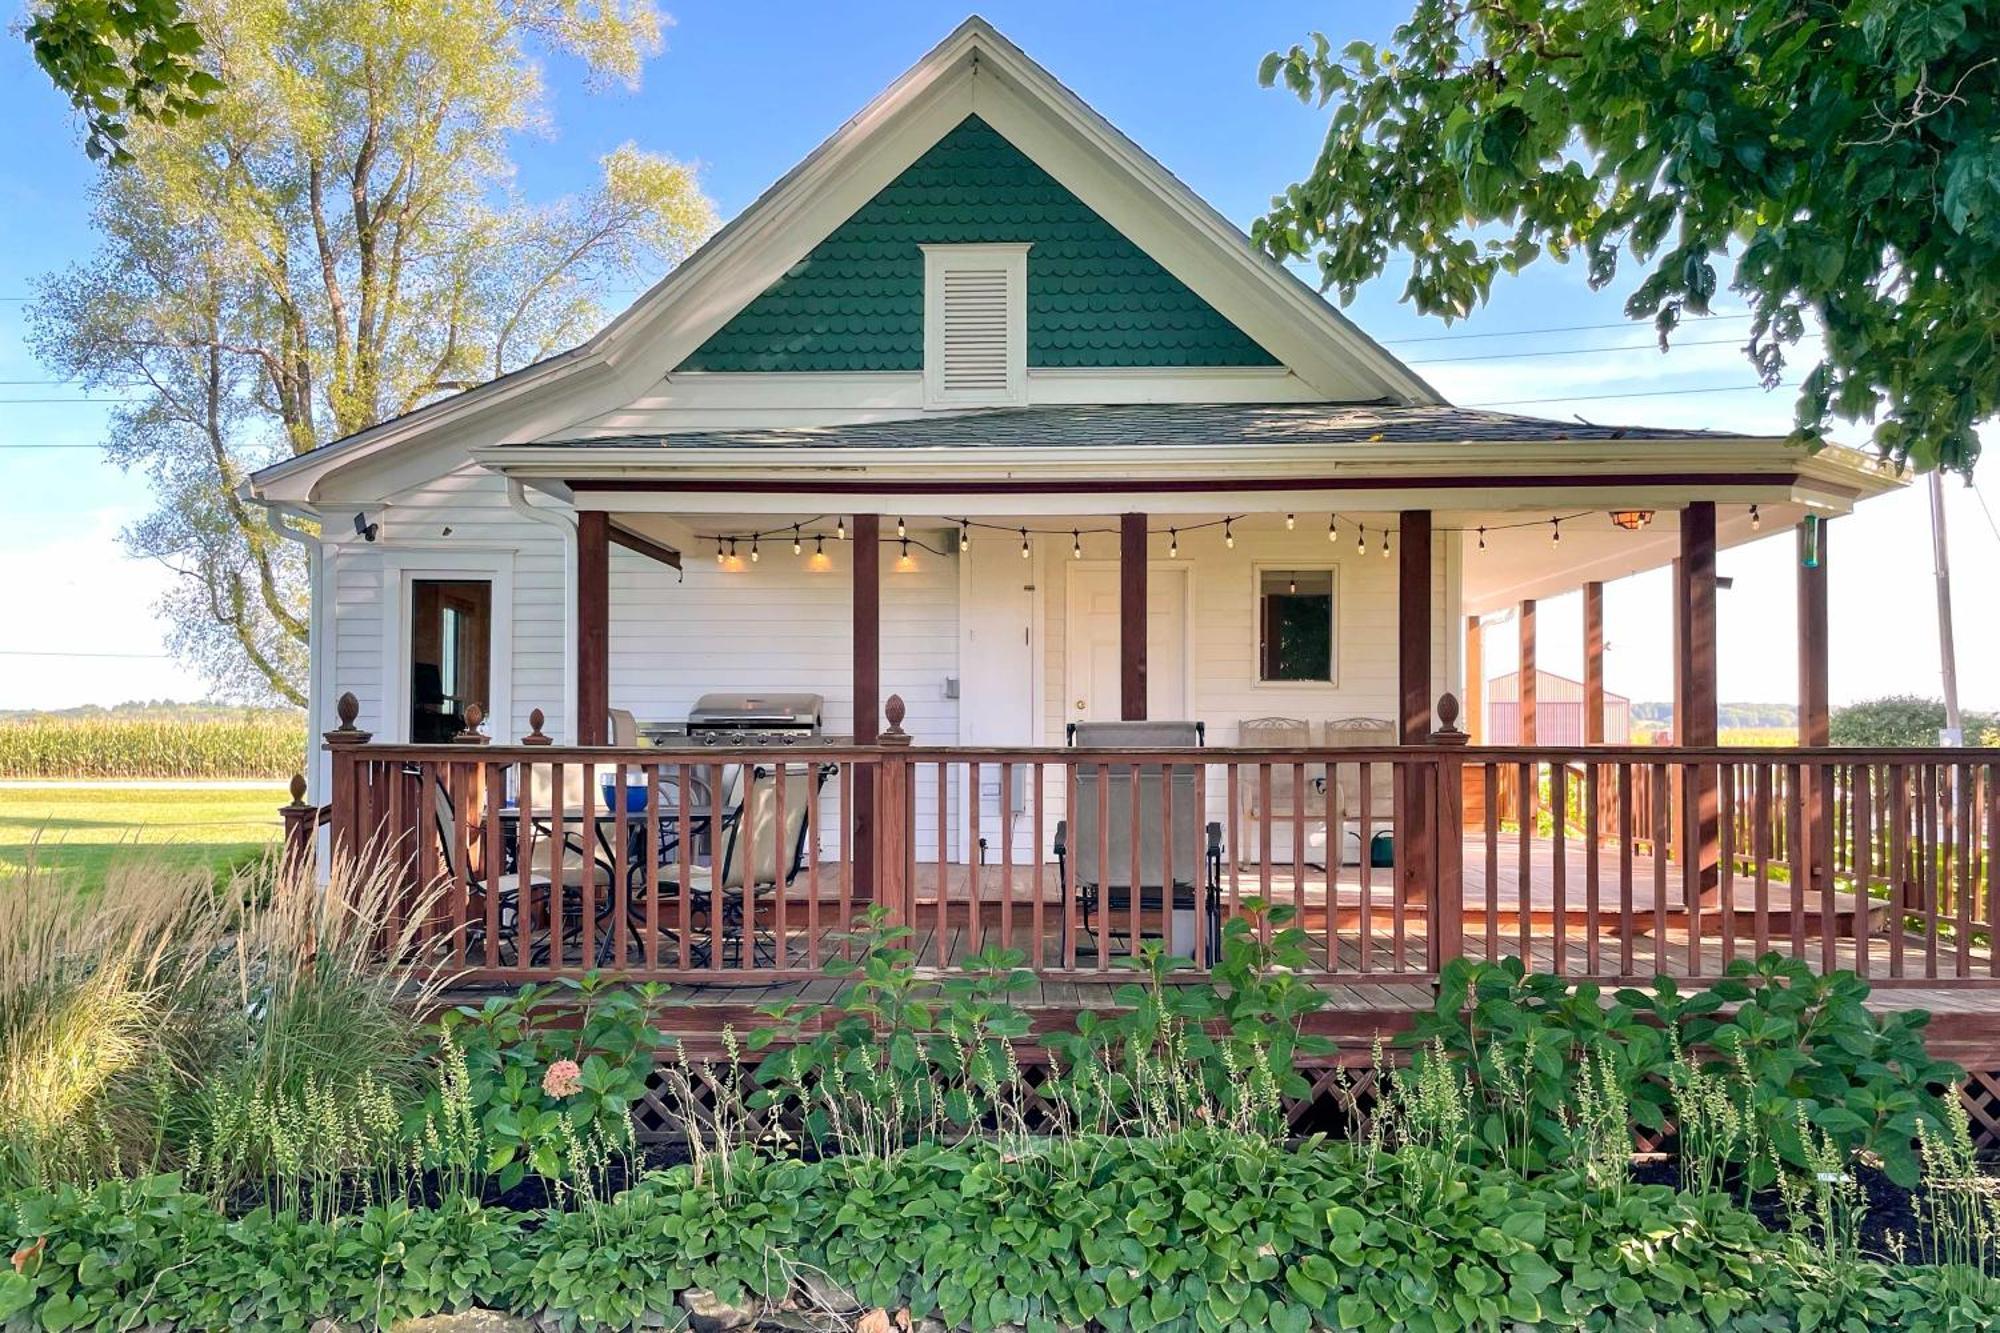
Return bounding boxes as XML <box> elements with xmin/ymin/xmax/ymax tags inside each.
<box><xmin>25</xmin><ymin>0</ymin><xmax>222</xmax><ymax>164</ymax></box>
<box><xmin>1255</xmin><ymin>0</ymin><xmax>2000</xmax><ymax>474</ymax></box>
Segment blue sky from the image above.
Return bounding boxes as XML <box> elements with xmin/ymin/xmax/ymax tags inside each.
<box><xmin>0</xmin><ymin>0</ymin><xmax>1993</xmax><ymax>712</ymax></box>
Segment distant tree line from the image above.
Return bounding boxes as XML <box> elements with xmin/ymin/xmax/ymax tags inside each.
<box><xmin>1631</xmin><ymin>702</ymin><xmax>1800</xmax><ymax>730</ymax></box>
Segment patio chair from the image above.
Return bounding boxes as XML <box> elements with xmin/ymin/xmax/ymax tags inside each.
<box><xmin>431</xmin><ymin>776</ymin><xmax>618</xmax><ymax>969</ymax></box>
<box><xmin>1234</xmin><ymin>716</ymin><xmax>1329</xmax><ymax>867</ymax></box>
<box><xmin>648</xmin><ymin>761</ymin><xmax>829</xmax><ymax>968</ymax></box>
<box><xmin>1323</xmin><ymin>717</ymin><xmax>1397</xmax><ymax>867</ymax></box>
<box><xmin>608</xmin><ymin>708</ymin><xmax>639</xmax><ymax>747</ymax></box>
<box><xmin>1054</xmin><ymin>720</ymin><xmax>1221</xmax><ymax>962</ymax></box>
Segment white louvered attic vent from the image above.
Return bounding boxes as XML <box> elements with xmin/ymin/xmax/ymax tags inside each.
<box><xmin>923</xmin><ymin>244</ymin><xmax>1029</xmax><ymax>408</ymax></box>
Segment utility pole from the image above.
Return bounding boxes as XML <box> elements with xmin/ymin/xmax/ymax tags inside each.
<box><xmin>1929</xmin><ymin>472</ymin><xmax>1964</xmax><ymax>745</ymax></box>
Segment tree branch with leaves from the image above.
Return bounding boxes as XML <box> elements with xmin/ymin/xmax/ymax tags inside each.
<box><xmin>1256</xmin><ymin>0</ymin><xmax>2000</xmax><ymax>474</ymax></box>
<box><xmin>29</xmin><ymin>0</ymin><xmax>715</xmax><ymax>703</ymax></box>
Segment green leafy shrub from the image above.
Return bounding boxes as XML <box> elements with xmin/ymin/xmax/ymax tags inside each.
<box><xmin>439</xmin><ymin>972</ymin><xmax>664</xmax><ymax>1197</ymax></box>
<box><xmin>1409</xmin><ymin>953</ymin><xmax>1964</xmax><ymax>1187</ymax></box>
<box><xmin>9</xmin><ymin>1138</ymin><xmax>2000</xmax><ymax>1332</ymax></box>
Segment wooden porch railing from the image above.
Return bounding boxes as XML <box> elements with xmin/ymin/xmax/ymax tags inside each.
<box><xmin>293</xmin><ymin>693</ymin><xmax>1997</xmax><ymax>990</ymax></box>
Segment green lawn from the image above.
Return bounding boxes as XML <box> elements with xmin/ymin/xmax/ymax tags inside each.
<box><xmin>0</xmin><ymin>784</ymin><xmax>284</xmax><ymax>884</ymax></box>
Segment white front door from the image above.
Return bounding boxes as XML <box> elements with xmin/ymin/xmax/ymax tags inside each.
<box><xmin>1064</xmin><ymin>564</ymin><xmax>1188</xmax><ymax>725</ymax></box>
<box><xmin>959</xmin><ymin>536</ymin><xmax>1042</xmax><ymax>860</ymax></box>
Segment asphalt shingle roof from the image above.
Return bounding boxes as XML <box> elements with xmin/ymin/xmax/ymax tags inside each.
<box><xmin>534</xmin><ymin>402</ymin><xmax>1734</xmax><ymax>453</ymax></box>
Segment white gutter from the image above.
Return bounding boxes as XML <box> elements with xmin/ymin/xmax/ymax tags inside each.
<box><xmin>506</xmin><ymin>480</ymin><xmax>579</xmax><ymax>744</ymax></box>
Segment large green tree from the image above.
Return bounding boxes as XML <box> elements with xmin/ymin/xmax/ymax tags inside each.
<box><xmin>31</xmin><ymin>0</ymin><xmax>714</xmax><ymax>703</ymax></box>
<box><xmin>1255</xmin><ymin>0</ymin><xmax>2000</xmax><ymax>474</ymax></box>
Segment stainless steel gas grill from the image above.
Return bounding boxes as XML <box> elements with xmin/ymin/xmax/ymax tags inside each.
<box><xmin>683</xmin><ymin>692</ymin><xmax>824</xmax><ymax>745</ymax></box>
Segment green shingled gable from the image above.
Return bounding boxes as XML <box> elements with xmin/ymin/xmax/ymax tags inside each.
<box><xmin>678</xmin><ymin>116</ymin><xmax>1279</xmax><ymax>372</ymax></box>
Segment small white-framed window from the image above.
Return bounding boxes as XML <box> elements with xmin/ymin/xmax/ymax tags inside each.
<box><xmin>922</xmin><ymin>243</ymin><xmax>1029</xmax><ymax>408</ymax></box>
<box><xmin>1255</xmin><ymin>565</ymin><xmax>1338</xmax><ymax>684</ymax></box>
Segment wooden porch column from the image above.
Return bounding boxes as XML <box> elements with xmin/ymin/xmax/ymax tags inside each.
<box><xmin>576</xmin><ymin>509</ymin><xmax>610</xmax><ymax>745</ymax></box>
<box><xmin>1517</xmin><ymin>599</ymin><xmax>1537</xmax><ymax>744</ymax></box>
<box><xmin>852</xmin><ymin>514</ymin><xmax>881</xmax><ymax>901</ymax></box>
<box><xmin>1799</xmin><ymin>517</ymin><xmax>1831</xmax><ymax>893</ymax></box>
<box><xmin>1398</xmin><ymin>511</ymin><xmax>1433</xmax><ymax>743</ymax></box>
<box><xmin>1397</xmin><ymin>511</ymin><xmax>1433</xmax><ymax>904</ymax></box>
<box><xmin>1120</xmin><ymin>512</ymin><xmax>1148</xmax><ymax>720</ymax></box>
<box><xmin>1798</xmin><ymin>519</ymin><xmax>1830</xmax><ymax>747</ymax></box>
<box><xmin>1670</xmin><ymin>556</ymin><xmax>1688</xmax><ymax>743</ymax></box>
<box><xmin>1678</xmin><ymin>502</ymin><xmax>1720</xmax><ymax>896</ymax></box>
<box><xmin>853</xmin><ymin>514</ymin><xmax>881</xmax><ymax>744</ymax></box>
<box><xmin>1463</xmin><ymin>615</ymin><xmax>1484</xmax><ymax>744</ymax></box>
<box><xmin>1582</xmin><ymin>580</ymin><xmax>1606</xmax><ymax>744</ymax></box>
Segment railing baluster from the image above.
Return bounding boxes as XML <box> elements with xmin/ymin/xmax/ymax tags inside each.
<box><xmin>1652</xmin><ymin>763</ymin><xmax>1669</xmax><ymax>971</ymax></box>
<box><xmin>968</xmin><ymin>760</ymin><xmax>984</xmax><ymax>960</ymax></box>
<box><xmin>1584</xmin><ymin>761</ymin><xmax>1600</xmax><ymax>976</ymax></box>
<box><xmin>1000</xmin><ymin>759</ymin><xmax>1015</xmax><ymax>957</ymax></box>
<box><xmin>644</xmin><ymin>763</ymin><xmax>661</xmax><ymax>973</ymax></box>
<box><xmin>613</xmin><ymin>761</ymin><xmax>630</xmax><ymax>971</ymax></box>
<box><xmin>805</xmin><ymin>761</ymin><xmax>820</xmax><ymax>971</ymax></box>
<box><xmin>1685</xmin><ymin>761</ymin><xmax>1702</xmax><ymax>978</ymax></box>
<box><xmin>772</xmin><ymin>757</ymin><xmax>788</xmax><ymax>974</ymax></box>
<box><xmin>482</xmin><ymin>760</ymin><xmax>503</xmax><ymax>973</ymax></box>
<box><xmin>1128</xmin><ymin>762</ymin><xmax>1143</xmax><ymax>959</ymax></box>
<box><xmin>1097</xmin><ymin>762</ymin><xmax>1112</xmax><ymax>972</ymax></box>
<box><xmin>1550</xmin><ymin>762</ymin><xmax>1567</xmax><ymax>977</ymax></box>
<box><xmin>1032</xmin><ymin>762</ymin><xmax>1046</xmax><ymax>972</ymax></box>
<box><xmin>1517</xmin><ymin>761</ymin><xmax>1532</xmax><ymax>965</ymax></box>
<box><xmin>938</xmin><ymin>760</ymin><xmax>951</xmax><ymax>968</ymax></box>
<box><xmin>1257</xmin><ymin>763</ymin><xmax>1273</xmax><ymax>947</ymax></box>
<box><xmin>1291</xmin><ymin>759</ymin><xmax>1307</xmax><ymax>959</ymax></box>
<box><xmin>1483</xmin><ymin>762</ymin><xmax>1497</xmax><ymax>965</ymax></box>
<box><xmin>1619</xmin><ymin>762</ymin><xmax>1634</xmax><ymax>977</ymax></box>
<box><xmin>1959</xmin><ymin>762</ymin><xmax>1976</xmax><ymax>979</ymax></box>
<box><xmin>1226</xmin><ymin>762</ymin><xmax>1241</xmax><ymax>935</ymax></box>
<box><xmin>1064</xmin><ymin>761</ymin><xmax>1079</xmax><ymax>972</ymax></box>
<box><xmin>1360</xmin><ymin>760</ymin><xmax>1376</xmax><ymax>973</ymax></box>
<box><xmin>707</xmin><ymin>761</ymin><xmax>724</xmax><ymax>979</ymax></box>
<box><xmin>836</xmin><ymin>760</ymin><xmax>852</xmax><ymax>962</ymax></box>
<box><xmin>1192</xmin><ymin>761</ymin><xmax>1208</xmax><ymax>971</ymax></box>
<box><xmin>1718</xmin><ymin>761</ymin><xmax>1736</xmax><ymax>971</ymax></box>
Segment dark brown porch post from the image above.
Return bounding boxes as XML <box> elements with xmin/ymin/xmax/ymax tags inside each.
<box><xmin>1679</xmin><ymin>502</ymin><xmax>1720</xmax><ymax>897</ymax></box>
<box><xmin>576</xmin><ymin>509</ymin><xmax>610</xmax><ymax>745</ymax></box>
<box><xmin>1517</xmin><ymin>599</ymin><xmax>1537</xmax><ymax>745</ymax></box>
<box><xmin>1583</xmin><ymin>580</ymin><xmax>1606</xmax><ymax>744</ymax></box>
<box><xmin>1398</xmin><ymin>511</ymin><xmax>1433</xmax><ymax>903</ymax></box>
<box><xmin>1799</xmin><ymin>517</ymin><xmax>1831</xmax><ymax>894</ymax></box>
<box><xmin>852</xmin><ymin>515</ymin><xmax>881</xmax><ymax>901</ymax></box>
<box><xmin>1120</xmin><ymin>512</ymin><xmax>1148</xmax><ymax>720</ymax></box>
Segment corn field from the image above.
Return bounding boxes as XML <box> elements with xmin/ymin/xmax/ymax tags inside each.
<box><xmin>0</xmin><ymin>717</ymin><xmax>303</xmax><ymax>780</ymax></box>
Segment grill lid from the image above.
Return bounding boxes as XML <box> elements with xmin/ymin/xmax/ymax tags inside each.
<box><xmin>687</xmin><ymin>692</ymin><xmax>823</xmax><ymax>730</ymax></box>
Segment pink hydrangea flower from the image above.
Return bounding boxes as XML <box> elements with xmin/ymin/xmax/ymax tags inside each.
<box><xmin>542</xmin><ymin>1059</ymin><xmax>583</xmax><ymax>1098</ymax></box>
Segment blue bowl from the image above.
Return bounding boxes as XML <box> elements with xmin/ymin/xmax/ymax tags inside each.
<box><xmin>602</xmin><ymin>782</ymin><xmax>651</xmax><ymax>814</ymax></box>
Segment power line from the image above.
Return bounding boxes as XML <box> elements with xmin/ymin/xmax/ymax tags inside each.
<box><xmin>1465</xmin><ymin>383</ymin><xmax>1790</xmax><ymax>409</ymax></box>
<box><xmin>1380</xmin><ymin>313</ymin><xmax>1757</xmax><ymax>345</ymax></box>
<box><xmin>1407</xmin><ymin>332</ymin><xmax>1817</xmax><ymax>367</ymax></box>
<box><xmin>0</xmin><ymin>649</ymin><xmax>172</xmax><ymax>659</ymax></box>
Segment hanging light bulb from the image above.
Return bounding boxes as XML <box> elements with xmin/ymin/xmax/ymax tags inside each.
<box><xmin>1477</xmin><ymin>526</ymin><xmax>1487</xmax><ymax>552</ymax></box>
<box><xmin>1168</xmin><ymin>528</ymin><xmax>1179</xmax><ymax>558</ymax></box>
<box><xmin>792</xmin><ymin>525</ymin><xmax>803</xmax><ymax>556</ymax></box>
<box><xmin>959</xmin><ymin>521</ymin><xmax>970</xmax><ymax>552</ymax></box>
<box><xmin>815</xmin><ymin>534</ymin><xmax>825</xmax><ymax>556</ymax></box>
<box><xmin>728</xmin><ymin>537</ymin><xmax>738</xmax><ymax>561</ymax></box>
<box><xmin>1285</xmin><ymin>512</ymin><xmax>1295</xmax><ymax>530</ymax></box>
<box><xmin>1288</xmin><ymin>574</ymin><xmax>1298</xmax><ymax>594</ymax></box>
<box><xmin>1356</xmin><ymin>524</ymin><xmax>1366</xmax><ymax>555</ymax></box>
<box><xmin>896</xmin><ymin>516</ymin><xmax>906</xmax><ymax>539</ymax></box>
<box><xmin>1550</xmin><ymin>517</ymin><xmax>1561</xmax><ymax>548</ymax></box>
<box><xmin>836</xmin><ymin>517</ymin><xmax>846</xmax><ymax>541</ymax></box>
<box><xmin>1071</xmin><ymin>528</ymin><xmax>1082</xmax><ymax>559</ymax></box>
<box><xmin>1224</xmin><ymin>517</ymin><xmax>1234</xmax><ymax>549</ymax></box>
<box><xmin>1750</xmin><ymin>504</ymin><xmax>1761</xmax><ymax>531</ymax></box>
<box><xmin>715</xmin><ymin>536</ymin><xmax>725</xmax><ymax>564</ymax></box>
<box><xmin>901</xmin><ymin>535</ymin><xmax>910</xmax><ymax>559</ymax></box>
<box><xmin>1327</xmin><ymin>512</ymin><xmax>1338</xmax><ymax>542</ymax></box>
<box><xmin>1019</xmin><ymin>528</ymin><xmax>1031</xmax><ymax>559</ymax></box>
<box><xmin>1381</xmin><ymin>529</ymin><xmax>1391</xmax><ymax>558</ymax></box>
<box><xmin>750</xmin><ymin>535</ymin><xmax>760</xmax><ymax>563</ymax></box>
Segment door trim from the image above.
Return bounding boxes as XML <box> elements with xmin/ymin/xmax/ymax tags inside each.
<box><xmin>378</xmin><ymin>549</ymin><xmax>515</xmax><ymax>744</ymax></box>
<box><xmin>1062</xmin><ymin>559</ymin><xmax>1194</xmax><ymax>724</ymax></box>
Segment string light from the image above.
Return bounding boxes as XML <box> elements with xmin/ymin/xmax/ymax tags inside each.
<box><xmin>900</xmin><ymin>535</ymin><xmax>910</xmax><ymax>559</ymax></box>
<box><xmin>896</xmin><ymin>516</ymin><xmax>906</xmax><ymax>539</ymax></box>
<box><xmin>1020</xmin><ymin>528</ymin><xmax>1031</xmax><ymax>559</ymax></box>
<box><xmin>1477</xmin><ymin>526</ymin><xmax>1487</xmax><ymax>551</ymax></box>
<box><xmin>1550</xmin><ymin>517</ymin><xmax>1561</xmax><ymax>548</ymax></box>
<box><xmin>749</xmin><ymin>536</ymin><xmax>760</xmax><ymax>563</ymax></box>
<box><xmin>728</xmin><ymin>537</ymin><xmax>738</xmax><ymax>561</ymax></box>
<box><xmin>1380</xmin><ymin>529</ymin><xmax>1390</xmax><ymax>558</ymax></box>
<box><xmin>1288</xmin><ymin>574</ymin><xmax>1298</xmax><ymax>594</ymax></box>
<box><xmin>836</xmin><ymin>517</ymin><xmax>846</xmax><ymax>541</ymax></box>
<box><xmin>792</xmin><ymin>525</ymin><xmax>802</xmax><ymax>556</ymax></box>
<box><xmin>1224</xmin><ymin>518</ymin><xmax>1234</xmax><ymax>549</ymax></box>
<box><xmin>959</xmin><ymin>521</ymin><xmax>970</xmax><ymax>551</ymax></box>
<box><xmin>1071</xmin><ymin>528</ymin><xmax>1082</xmax><ymax>559</ymax></box>
<box><xmin>1356</xmin><ymin>524</ymin><xmax>1366</xmax><ymax>555</ymax></box>
<box><xmin>715</xmin><ymin>537</ymin><xmax>725</xmax><ymax>564</ymax></box>
<box><xmin>1327</xmin><ymin>513</ymin><xmax>1338</xmax><ymax>542</ymax></box>
<box><xmin>1750</xmin><ymin>504</ymin><xmax>1761</xmax><ymax>531</ymax></box>
<box><xmin>815</xmin><ymin>534</ymin><xmax>825</xmax><ymax>556</ymax></box>
<box><xmin>1168</xmin><ymin>528</ymin><xmax>1179</xmax><ymax>558</ymax></box>
<box><xmin>1285</xmin><ymin>512</ymin><xmax>1295</xmax><ymax>530</ymax></box>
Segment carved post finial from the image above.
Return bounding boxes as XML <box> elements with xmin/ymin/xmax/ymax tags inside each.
<box><xmin>1430</xmin><ymin>691</ymin><xmax>1469</xmax><ymax>746</ymax></box>
<box><xmin>455</xmin><ymin>702</ymin><xmax>489</xmax><ymax>744</ymax></box>
<box><xmin>323</xmin><ymin>691</ymin><xmax>371</xmax><ymax>748</ymax></box>
<box><xmin>523</xmin><ymin>708</ymin><xmax>552</xmax><ymax>745</ymax></box>
<box><xmin>881</xmin><ymin>693</ymin><xmax>911</xmax><ymax>746</ymax></box>
<box><xmin>287</xmin><ymin>772</ymin><xmax>309</xmax><ymax>807</ymax></box>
